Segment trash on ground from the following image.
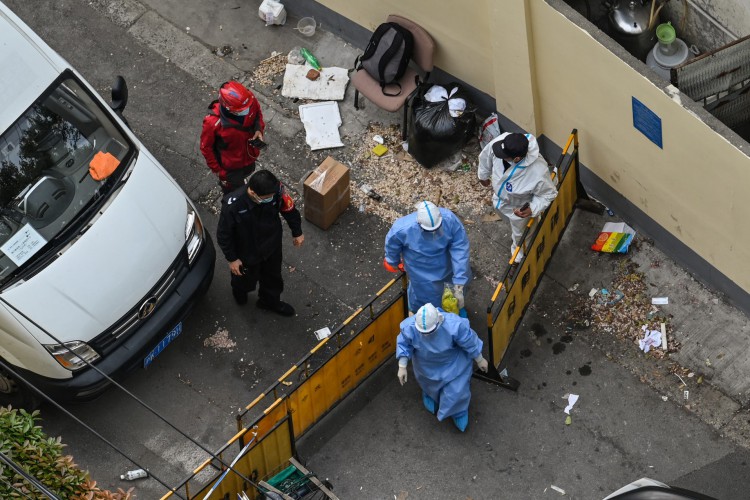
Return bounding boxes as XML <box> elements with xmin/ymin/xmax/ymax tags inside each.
<box><xmin>563</xmin><ymin>393</ymin><xmax>579</xmax><ymax>414</ymax></box>
<box><xmin>300</xmin><ymin>47</ymin><xmax>321</xmax><ymax>70</ymax></box>
<box><xmin>371</xmin><ymin>144</ymin><xmax>388</xmax><ymax>157</ymax></box>
<box><xmin>258</xmin><ymin>0</ymin><xmax>286</xmax><ymax>26</ymax></box>
<box><xmin>296</xmin><ymin>17</ymin><xmax>316</xmax><ymax>37</ymax></box>
<box><xmin>254</xmin><ymin>52</ymin><xmax>287</xmax><ymax>86</ymax></box>
<box><xmin>306</xmin><ymin>68</ymin><xmax>320</xmax><ymax>81</ymax></box>
<box><xmin>683</xmin><ymin>390</ymin><xmax>689</xmax><ymax>400</ymax></box>
<box><xmin>639</xmin><ymin>325</ymin><xmax>662</xmax><ymax>353</ymax></box>
<box><xmin>660</xmin><ymin>322</ymin><xmax>668</xmax><ymax>352</ymax></box>
<box><xmin>652</xmin><ymin>296</ymin><xmax>669</xmax><ymax>305</ymax></box>
<box><xmin>298</xmin><ymin>101</ymin><xmax>344</xmax><ymax>150</ymax></box>
<box><xmin>478</xmin><ymin>112</ymin><xmax>501</xmax><ymax>149</ymax></box>
<box><xmin>120</xmin><ymin>469</ymin><xmax>148</xmax><ymax>481</ymax></box>
<box><xmin>204</xmin><ymin>328</ymin><xmax>236</xmax><ymax>351</ymax></box>
<box><xmin>568</xmin><ymin>283</ymin><xmax>579</xmax><ymax>292</ymax></box>
<box><xmin>662</xmin><ymin>395</ymin><xmax>668</xmax><ymax>401</ymax></box>
<box><xmin>597</xmin><ymin>288</ymin><xmax>624</xmax><ymax>306</ymax></box>
<box><xmin>591</xmin><ymin>222</ymin><xmax>635</xmax><ymax>253</ymax></box>
<box><xmin>282</xmin><ymin>65</ymin><xmax>349</xmax><ymax>100</ymax></box>
<box><xmin>481</xmin><ymin>212</ymin><xmax>502</xmax><ymax>222</ymax></box>
<box><xmin>550</xmin><ymin>485</ymin><xmax>566</xmax><ymax>495</ymax></box>
<box><xmin>287</xmin><ymin>46</ymin><xmax>305</xmax><ymax>65</ymax></box>
<box><xmin>373</xmin><ymin>134</ymin><xmax>385</xmax><ymax>144</ymax></box>
<box><xmin>588</xmin><ymin>287</ymin><xmax>598</xmax><ymax>298</ymax></box>
<box><xmin>360</xmin><ymin>183</ymin><xmax>382</xmax><ymax>201</ymax></box>
<box><xmin>314</xmin><ymin>326</ymin><xmax>332</xmax><ymax>341</ymax></box>
<box><xmin>565</xmin><ymin>415</ymin><xmax>572</xmax><ymax>425</ymax></box>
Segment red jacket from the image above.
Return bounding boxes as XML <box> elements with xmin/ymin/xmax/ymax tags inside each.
<box><xmin>200</xmin><ymin>100</ymin><xmax>265</xmax><ymax>180</ymax></box>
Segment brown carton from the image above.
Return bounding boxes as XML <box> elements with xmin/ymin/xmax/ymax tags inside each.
<box><xmin>303</xmin><ymin>157</ymin><xmax>350</xmax><ymax>230</ymax></box>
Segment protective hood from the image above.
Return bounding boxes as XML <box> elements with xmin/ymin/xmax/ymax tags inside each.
<box><xmin>2</xmin><ymin>153</ymin><xmax>187</xmax><ymax>344</ymax></box>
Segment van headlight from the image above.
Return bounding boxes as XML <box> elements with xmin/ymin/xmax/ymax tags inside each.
<box><xmin>44</xmin><ymin>341</ymin><xmax>100</xmax><ymax>371</ymax></box>
<box><xmin>185</xmin><ymin>204</ymin><xmax>204</xmax><ymax>264</ymax></box>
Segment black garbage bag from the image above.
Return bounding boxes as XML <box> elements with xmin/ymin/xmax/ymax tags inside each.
<box><xmin>407</xmin><ymin>83</ymin><xmax>476</xmax><ymax>167</ymax></box>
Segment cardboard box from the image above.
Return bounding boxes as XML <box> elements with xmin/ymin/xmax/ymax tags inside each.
<box><xmin>303</xmin><ymin>157</ymin><xmax>350</xmax><ymax>230</ymax></box>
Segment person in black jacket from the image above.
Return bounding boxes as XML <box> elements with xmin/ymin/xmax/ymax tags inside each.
<box><xmin>217</xmin><ymin>169</ymin><xmax>304</xmax><ymax>316</ymax></box>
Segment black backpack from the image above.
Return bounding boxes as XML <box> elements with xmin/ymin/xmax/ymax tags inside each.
<box><xmin>356</xmin><ymin>22</ymin><xmax>414</xmax><ymax>96</ymax></box>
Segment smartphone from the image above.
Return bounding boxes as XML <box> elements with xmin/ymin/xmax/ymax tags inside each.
<box><xmin>249</xmin><ymin>138</ymin><xmax>267</xmax><ymax>150</ymax></box>
<box><xmin>519</xmin><ymin>202</ymin><xmax>530</xmax><ymax>211</ymax></box>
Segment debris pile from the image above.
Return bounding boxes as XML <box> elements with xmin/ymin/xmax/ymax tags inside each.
<box><xmin>253</xmin><ymin>52</ymin><xmax>287</xmax><ymax>86</ymax></box>
<box><xmin>203</xmin><ymin>327</ymin><xmax>237</xmax><ymax>351</ymax></box>
<box><xmin>566</xmin><ymin>261</ymin><xmax>678</xmax><ymax>357</ymax></box>
<box><xmin>350</xmin><ymin>123</ymin><xmax>490</xmax><ymax>225</ymax></box>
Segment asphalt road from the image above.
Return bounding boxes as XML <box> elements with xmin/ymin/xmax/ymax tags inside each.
<box><xmin>5</xmin><ymin>1</ymin><xmax>750</xmax><ymax>499</ymax></box>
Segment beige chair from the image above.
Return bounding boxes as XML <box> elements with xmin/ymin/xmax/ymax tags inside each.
<box><xmin>351</xmin><ymin>14</ymin><xmax>435</xmax><ymax>140</ymax></box>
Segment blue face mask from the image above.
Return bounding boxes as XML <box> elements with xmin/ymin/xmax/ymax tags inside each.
<box><xmin>255</xmin><ymin>194</ymin><xmax>275</xmax><ymax>204</ymax></box>
<box><xmin>235</xmin><ymin>107</ymin><xmax>250</xmax><ymax>116</ymax></box>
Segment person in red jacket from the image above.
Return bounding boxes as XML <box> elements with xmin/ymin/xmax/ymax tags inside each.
<box><xmin>200</xmin><ymin>81</ymin><xmax>266</xmax><ymax>192</ymax></box>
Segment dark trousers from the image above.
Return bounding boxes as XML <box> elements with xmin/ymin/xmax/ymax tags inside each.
<box><xmin>231</xmin><ymin>245</ymin><xmax>283</xmax><ymax>305</ymax></box>
<box><xmin>221</xmin><ymin>164</ymin><xmax>256</xmax><ymax>193</ymax></box>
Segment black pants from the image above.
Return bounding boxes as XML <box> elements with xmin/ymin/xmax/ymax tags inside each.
<box><xmin>231</xmin><ymin>245</ymin><xmax>283</xmax><ymax>305</ymax></box>
<box><xmin>222</xmin><ymin>164</ymin><xmax>256</xmax><ymax>193</ymax></box>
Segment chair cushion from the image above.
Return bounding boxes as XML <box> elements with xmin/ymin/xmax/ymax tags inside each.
<box><xmin>351</xmin><ymin>67</ymin><xmax>419</xmax><ymax>112</ymax></box>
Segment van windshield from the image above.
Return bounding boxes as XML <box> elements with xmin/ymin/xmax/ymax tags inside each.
<box><xmin>0</xmin><ymin>77</ymin><xmax>131</xmax><ymax>285</ymax></box>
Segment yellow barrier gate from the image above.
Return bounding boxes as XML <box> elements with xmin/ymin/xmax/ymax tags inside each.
<box><xmin>161</xmin><ymin>275</ymin><xmax>408</xmax><ymax>500</ymax></box>
<box><xmin>475</xmin><ymin>129</ymin><xmax>582</xmax><ymax>390</ymax></box>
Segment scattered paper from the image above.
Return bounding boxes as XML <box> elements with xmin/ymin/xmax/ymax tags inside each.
<box><xmin>282</xmin><ymin>64</ymin><xmax>350</xmax><ymax>100</ymax></box>
<box><xmin>591</xmin><ymin>222</ymin><xmax>635</xmax><ymax>253</ymax></box>
<box><xmin>314</xmin><ymin>327</ymin><xmax>332</xmax><ymax>341</ymax></box>
<box><xmin>652</xmin><ymin>297</ymin><xmax>669</xmax><ymax>305</ymax></box>
<box><xmin>568</xmin><ymin>283</ymin><xmax>579</xmax><ymax>292</ymax></box>
<box><xmin>639</xmin><ymin>325</ymin><xmax>662</xmax><ymax>353</ymax></box>
<box><xmin>564</xmin><ymin>394</ymin><xmax>579</xmax><ymax>414</ymax></box>
<box><xmin>298</xmin><ymin>101</ymin><xmax>344</xmax><ymax>150</ymax></box>
<box><xmin>550</xmin><ymin>485</ymin><xmax>566</xmax><ymax>495</ymax></box>
<box><xmin>589</xmin><ymin>287</ymin><xmax>598</xmax><ymax>297</ymax></box>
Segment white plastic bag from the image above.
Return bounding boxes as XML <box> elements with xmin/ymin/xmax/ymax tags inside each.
<box><xmin>258</xmin><ymin>0</ymin><xmax>286</xmax><ymax>26</ymax></box>
<box><xmin>424</xmin><ymin>85</ymin><xmax>466</xmax><ymax>118</ymax></box>
<box><xmin>479</xmin><ymin>113</ymin><xmax>501</xmax><ymax>149</ymax></box>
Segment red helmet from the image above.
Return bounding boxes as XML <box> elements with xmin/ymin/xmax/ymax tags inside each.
<box><xmin>219</xmin><ymin>81</ymin><xmax>254</xmax><ymax>113</ymax></box>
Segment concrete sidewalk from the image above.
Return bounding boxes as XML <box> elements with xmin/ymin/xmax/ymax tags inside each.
<box><xmin>10</xmin><ymin>0</ymin><xmax>750</xmax><ymax>497</ymax></box>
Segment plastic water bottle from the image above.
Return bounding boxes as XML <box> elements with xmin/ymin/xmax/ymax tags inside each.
<box><xmin>300</xmin><ymin>48</ymin><xmax>321</xmax><ymax>70</ymax></box>
<box><xmin>120</xmin><ymin>469</ymin><xmax>148</xmax><ymax>480</ymax></box>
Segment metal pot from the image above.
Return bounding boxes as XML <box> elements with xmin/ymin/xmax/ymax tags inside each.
<box><xmin>608</xmin><ymin>0</ymin><xmax>658</xmax><ymax>61</ymax></box>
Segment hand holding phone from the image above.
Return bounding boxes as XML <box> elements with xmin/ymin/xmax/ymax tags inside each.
<box><xmin>249</xmin><ymin>138</ymin><xmax>267</xmax><ymax>150</ymax></box>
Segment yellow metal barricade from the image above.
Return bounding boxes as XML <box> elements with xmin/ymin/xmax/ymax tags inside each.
<box><xmin>161</xmin><ymin>275</ymin><xmax>408</xmax><ymax>500</ymax></box>
<box><xmin>476</xmin><ymin>130</ymin><xmax>581</xmax><ymax>390</ymax></box>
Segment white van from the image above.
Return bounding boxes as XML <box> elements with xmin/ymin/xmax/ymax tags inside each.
<box><xmin>0</xmin><ymin>3</ymin><xmax>215</xmax><ymax>406</ymax></box>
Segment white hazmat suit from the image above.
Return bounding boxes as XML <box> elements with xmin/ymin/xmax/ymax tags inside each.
<box><xmin>477</xmin><ymin>132</ymin><xmax>557</xmax><ymax>262</ymax></box>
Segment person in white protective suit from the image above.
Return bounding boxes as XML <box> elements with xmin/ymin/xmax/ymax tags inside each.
<box><xmin>396</xmin><ymin>303</ymin><xmax>488</xmax><ymax>432</ymax></box>
<box><xmin>477</xmin><ymin>132</ymin><xmax>558</xmax><ymax>263</ymax></box>
<box><xmin>384</xmin><ymin>201</ymin><xmax>471</xmax><ymax>313</ymax></box>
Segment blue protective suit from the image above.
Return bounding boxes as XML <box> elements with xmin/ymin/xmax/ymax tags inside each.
<box><xmin>396</xmin><ymin>309</ymin><xmax>483</xmax><ymax>421</ymax></box>
<box><xmin>384</xmin><ymin>208</ymin><xmax>471</xmax><ymax>312</ymax></box>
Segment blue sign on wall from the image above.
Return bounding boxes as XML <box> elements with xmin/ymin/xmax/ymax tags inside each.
<box><xmin>632</xmin><ymin>97</ymin><xmax>663</xmax><ymax>149</ymax></box>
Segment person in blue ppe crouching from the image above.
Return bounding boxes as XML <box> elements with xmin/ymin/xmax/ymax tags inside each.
<box><xmin>384</xmin><ymin>201</ymin><xmax>471</xmax><ymax>313</ymax></box>
<box><xmin>396</xmin><ymin>303</ymin><xmax>489</xmax><ymax>432</ymax></box>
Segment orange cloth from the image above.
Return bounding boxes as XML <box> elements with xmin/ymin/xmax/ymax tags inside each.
<box><xmin>89</xmin><ymin>152</ymin><xmax>120</xmax><ymax>181</ymax></box>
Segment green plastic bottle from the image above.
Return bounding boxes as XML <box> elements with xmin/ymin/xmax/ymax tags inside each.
<box><xmin>300</xmin><ymin>48</ymin><xmax>322</xmax><ymax>71</ymax></box>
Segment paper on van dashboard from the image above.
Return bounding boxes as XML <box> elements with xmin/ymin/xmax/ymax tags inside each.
<box><xmin>0</xmin><ymin>224</ymin><xmax>47</xmax><ymax>266</ymax></box>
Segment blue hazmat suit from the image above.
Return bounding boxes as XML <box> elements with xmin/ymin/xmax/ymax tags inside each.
<box><xmin>384</xmin><ymin>208</ymin><xmax>471</xmax><ymax>312</ymax></box>
<box><xmin>396</xmin><ymin>309</ymin><xmax>483</xmax><ymax>421</ymax></box>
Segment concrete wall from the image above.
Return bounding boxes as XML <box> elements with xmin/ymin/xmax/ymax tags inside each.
<box><xmin>295</xmin><ymin>0</ymin><xmax>750</xmax><ymax>311</ymax></box>
<box><xmin>660</xmin><ymin>0</ymin><xmax>750</xmax><ymax>52</ymax></box>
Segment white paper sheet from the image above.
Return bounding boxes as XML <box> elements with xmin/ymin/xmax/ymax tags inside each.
<box><xmin>298</xmin><ymin>101</ymin><xmax>344</xmax><ymax>150</ymax></box>
<box><xmin>564</xmin><ymin>394</ymin><xmax>579</xmax><ymax>414</ymax></box>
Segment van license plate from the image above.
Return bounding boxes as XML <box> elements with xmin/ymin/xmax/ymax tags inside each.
<box><xmin>144</xmin><ymin>322</ymin><xmax>182</xmax><ymax>368</ymax></box>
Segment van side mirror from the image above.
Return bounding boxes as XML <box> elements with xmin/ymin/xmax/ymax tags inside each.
<box><xmin>110</xmin><ymin>76</ymin><xmax>128</xmax><ymax>114</ymax></box>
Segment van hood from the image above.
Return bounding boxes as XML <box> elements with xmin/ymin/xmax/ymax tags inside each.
<box><xmin>2</xmin><ymin>154</ymin><xmax>188</xmax><ymax>344</ymax></box>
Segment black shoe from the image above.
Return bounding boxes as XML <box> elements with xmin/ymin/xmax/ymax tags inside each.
<box><xmin>232</xmin><ymin>289</ymin><xmax>248</xmax><ymax>305</ymax></box>
<box><xmin>256</xmin><ymin>299</ymin><xmax>295</xmax><ymax>316</ymax></box>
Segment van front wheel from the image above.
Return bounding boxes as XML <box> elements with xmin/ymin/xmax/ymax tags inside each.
<box><xmin>0</xmin><ymin>364</ymin><xmax>40</xmax><ymax>410</ymax></box>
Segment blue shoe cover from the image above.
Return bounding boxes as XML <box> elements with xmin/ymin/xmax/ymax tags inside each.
<box><xmin>452</xmin><ymin>412</ymin><xmax>468</xmax><ymax>432</ymax></box>
<box><xmin>459</xmin><ymin>308</ymin><xmax>468</xmax><ymax>318</ymax></box>
<box><xmin>422</xmin><ymin>393</ymin><xmax>436</xmax><ymax>414</ymax></box>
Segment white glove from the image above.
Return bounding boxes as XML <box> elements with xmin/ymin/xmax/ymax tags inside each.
<box><xmin>454</xmin><ymin>284</ymin><xmax>465</xmax><ymax>309</ymax></box>
<box><xmin>475</xmin><ymin>355</ymin><xmax>489</xmax><ymax>373</ymax></box>
<box><xmin>397</xmin><ymin>365</ymin><xmax>408</xmax><ymax>385</ymax></box>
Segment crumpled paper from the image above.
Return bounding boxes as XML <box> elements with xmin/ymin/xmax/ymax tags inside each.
<box><xmin>639</xmin><ymin>325</ymin><xmax>662</xmax><ymax>353</ymax></box>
